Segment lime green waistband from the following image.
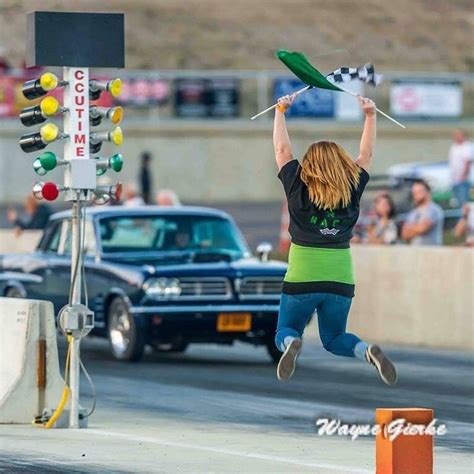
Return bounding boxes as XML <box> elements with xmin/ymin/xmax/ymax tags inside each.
<box><xmin>284</xmin><ymin>243</ymin><xmax>354</xmax><ymax>284</ymax></box>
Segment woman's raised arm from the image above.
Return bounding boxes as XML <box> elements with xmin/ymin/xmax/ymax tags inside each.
<box><xmin>273</xmin><ymin>93</ymin><xmax>295</xmax><ymax>171</ymax></box>
<box><xmin>355</xmin><ymin>97</ymin><xmax>377</xmax><ymax>172</ymax></box>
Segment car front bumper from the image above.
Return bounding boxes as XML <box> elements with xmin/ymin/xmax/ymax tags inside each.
<box><xmin>129</xmin><ymin>303</ymin><xmax>280</xmax><ymax>344</ymax></box>
<box><xmin>130</xmin><ymin>304</ymin><xmax>280</xmax><ymax>314</ymax></box>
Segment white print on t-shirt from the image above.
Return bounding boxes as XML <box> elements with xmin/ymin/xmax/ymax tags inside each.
<box><xmin>320</xmin><ymin>228</ymin><xmax>340</xmax><ymax>235</ymax></box>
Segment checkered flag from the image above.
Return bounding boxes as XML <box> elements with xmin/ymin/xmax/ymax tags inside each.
<box><xmin>326</xmin><ymin>63</ymin><xmax>383</xmax><ymax>87</ymax></box>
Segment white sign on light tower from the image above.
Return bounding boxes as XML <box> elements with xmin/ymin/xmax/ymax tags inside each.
<box><xmin>63</xmin><ymin>67</ymin><xmax>96</xmax><ymax>199</ymax></box>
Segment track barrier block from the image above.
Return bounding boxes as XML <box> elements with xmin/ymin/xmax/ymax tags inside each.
<box><xmin>0</xmin><ymin>297</ymin><xmax>66</xmax><ymax>424</ymax></box>
<box><xmin>376</xmin><ymin>407</ymin><xmax>433</xmax><ymax>474</ymax></box>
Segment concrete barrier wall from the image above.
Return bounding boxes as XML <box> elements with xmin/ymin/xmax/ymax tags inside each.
<box><xmin>0</xmin><ymin>297</ymin><xmax>65</xmax><ymax>423</ymax></box>
<box><xmin>0</xmin><ymin>230</ymin><xmax>42</xmax><ymax>254</ymax></box>
<box><xmin>348</xmin><ymin>246</ymin><xmax>474</xmax><ymax>351</ymax></box>
<box><xmin>0</xmin><ymin>119</ymin><xmax>458</xmax><ymax>203</ymax></box>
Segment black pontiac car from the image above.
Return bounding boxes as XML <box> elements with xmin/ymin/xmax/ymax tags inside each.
<box><xmin>0</xmin><ymin>206</ymin><xmax>287</xmax><ymax>362</ymax></box>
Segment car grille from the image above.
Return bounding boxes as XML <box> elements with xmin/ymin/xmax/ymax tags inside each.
<box><xmin>239</xmin><ymin>277</ymin><xmax>282</xmax><ymax>300</ymax></box>
<box><xmin>178</xmin><ymin>277</ymin><xmax>232</xmax><ymax>300</ymax></box>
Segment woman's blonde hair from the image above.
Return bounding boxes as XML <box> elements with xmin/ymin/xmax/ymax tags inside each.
<box><xmin>300</xmin><ymin>141</ymin><xmax>361</xmax><ymax>210</ymax></box>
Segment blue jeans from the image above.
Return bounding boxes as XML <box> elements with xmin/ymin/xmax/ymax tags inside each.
<box><xmin>453</xmin><ymin>182</ymin><xmax>470</xmax><ymax>207</ymax></box>
<box><xmin>275</xmin><ymin>292</ymin><xmax>363</xmax><ymax>358</ymax></box>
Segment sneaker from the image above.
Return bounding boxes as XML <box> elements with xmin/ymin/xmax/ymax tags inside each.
<box><xmin>366</xmin><ymin>344</ymin><xmax>398</xmax><ymax>386</ymax></box>
<box><xmin>277</xmin><ymin>338</ymin><xmax>302</xmax><ymax>381</ymax></box>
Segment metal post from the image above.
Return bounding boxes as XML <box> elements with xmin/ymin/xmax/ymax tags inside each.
<box><xmin>68</xmin><ymin>199</ymin><xmax>82</xmax><ymax>428</ymax></box>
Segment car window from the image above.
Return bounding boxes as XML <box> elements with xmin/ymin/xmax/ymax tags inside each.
<box><xmin>63</xmin><ymin>219</ymin><xmax>96</xmax><ymax>256</ymax></box>
<box><xmin>99</xmin><ymin>215</ymin><xmax>249</xmax><ymax>258</ymax></box>
<box><xmin>42</xmin><ymin>221</ymin><xmax>62</xmax><ymax>254</ymax></box>
<box><xmin>84</xmin><ymin>221</ymin><xmax>97</xmax><ymax>256</ymax></box>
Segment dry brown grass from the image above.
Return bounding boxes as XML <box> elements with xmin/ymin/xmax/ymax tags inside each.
<box><xmin>0</xmin><ymin>0</ymin><xmax>472</xmax><ymax>71</ymax></box>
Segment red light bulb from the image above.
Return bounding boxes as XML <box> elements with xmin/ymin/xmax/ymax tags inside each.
<box><xmin>42</xmin><ymin>182</ymin><xmax>60</xmax><ymax>201</ymax></box>
<box><xmin>113</xmin><ymin>182</ymin><xmax>123</xmax><ymax>201</ymax></box>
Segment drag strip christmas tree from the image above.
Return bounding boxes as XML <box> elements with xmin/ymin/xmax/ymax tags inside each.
<box><xmin>20</xmin><ymin>11</ymin><xmax>125</xmax><ymax>429</ymax></box>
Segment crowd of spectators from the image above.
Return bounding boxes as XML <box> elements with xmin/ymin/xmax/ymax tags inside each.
<box><xmin>353</xmin><ymin>180</ymin><xmax>446</xmax><ymax>246</ymax></box>
<box><xmin>353</xmin><ymin>129</ymin><xmax>473</xmax><ymax>247</ymax></box>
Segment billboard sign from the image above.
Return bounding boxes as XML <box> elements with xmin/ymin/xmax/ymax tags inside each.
<box><xmin>273</xmin><ymin>78</ymin><xmax>335</xmax><ymax>118</ymax></box>
<box><xmin>174</xmin><ymin>78</ymin><xmax>240</xmax><ymax>118</ymax></box>
<box><xmin>390</xmin><ymin>80</ymin><xmax>462</xmax><ymax>118</ymax></box>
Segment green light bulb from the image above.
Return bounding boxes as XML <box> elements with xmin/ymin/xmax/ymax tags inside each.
<box><xmin>110</xmin><ymin>153</ymin><xmax>123</xmax><ymax>172</ymax></box>
<box><xmin>39</xmin><ymin>151</ymin><xmax>57</xmax><ymax>171</ymax></box>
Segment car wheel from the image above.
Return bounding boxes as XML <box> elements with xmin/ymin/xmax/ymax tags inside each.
<box><xmin>266</xmin><ymin>339</ymin><xmax>282</xmax><ymax>364</ymax></box>
<box><xmin>107</xmin><ymin>296</ymin><xmax>145</xmax><ymax>362</ymax></box>
<box><xmin>5</xmin><ymin>287</ymin><xmax>24</xmax><ymax>298</ymax></box>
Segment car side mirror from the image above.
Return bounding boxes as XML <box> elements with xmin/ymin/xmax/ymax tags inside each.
<box><xmin>256</xmin><ymin>242</ymin><xmax>273</xmax><ymax>262</ymax></box>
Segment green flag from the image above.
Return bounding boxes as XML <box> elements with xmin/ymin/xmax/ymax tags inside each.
<box><xmin>276</xmin><ymin>49</ymin><xmax>342</xmax><ymax>92</ymax></box>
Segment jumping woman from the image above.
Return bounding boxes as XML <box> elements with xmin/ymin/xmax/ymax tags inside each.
<box><xmin>273</xmin><ymin>93</ymin><xmax>397</xmax><ymax>385</ymax></box>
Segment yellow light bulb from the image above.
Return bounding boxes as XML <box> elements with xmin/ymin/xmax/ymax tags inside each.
<box><xmin>40</xmin><ymin>96</ymin><xmax>60</xmax><ymax>117</ymax></box>
<box><xmin>40</xmin><ymin>123</ymin><xmax>59</xmax><ymax>143</ymax></box>
<box><xmin>111</xmin><ymin>126</ymin><xmax>123</xmax><ymax>145</ymax></box>
<box><xmin>108</xmin><ymin>78</ymin><xmax>122</xmax><ymax>97</ymax></box>
<box><xmin>110</xmin><ymin>106</ymin><xmax>123</xmax><ymax>125</ymax></box>
<box><xmin>39</xmin><ymin>73</ymin><xmax>59</xmax><ymax>92</ymax></box>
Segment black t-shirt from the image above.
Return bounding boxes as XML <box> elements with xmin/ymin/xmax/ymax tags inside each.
<box><xmin>278</xmin><ymin>159</ymin><xmax>369</xmax><ymax>249</ymax></box>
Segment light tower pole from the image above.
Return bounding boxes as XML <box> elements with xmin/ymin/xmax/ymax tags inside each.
<box><xmin>63</xmin><ymin>66</ymin><xmax>92</xmax><ymax>428</ymax></box>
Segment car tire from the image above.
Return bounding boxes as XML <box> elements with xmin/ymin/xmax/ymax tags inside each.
<box><xmin>266</xmin><ymin>339</ymin><xmax>282</xmax><ymax>364</ymax></box>
<box><xmin>5</xmin><ymin>286</ymin><xmax>24</xmax><ymax>298</ymax></box>
<box><xmin>107</xmin><ymin>296</ymin><xmax>145</xmax><ymax>362</ymax></box>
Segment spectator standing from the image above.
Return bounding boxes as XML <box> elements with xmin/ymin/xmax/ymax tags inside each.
<box><xmin>139</xmin><ymin>151</ymin><xmax>153</xmax><ymax>204</ymax></box>
<box><xmin>454</xmin><ymin>202</ymin><xmax>474</xmax><ymax>247</ymax></box>
<box><xmin>122</xmin><ymin>184</ymin><xmax>145</xmax><ymax>207</ymax></box>
<box><xmin>448</xmin><ymin>130</ymin><xmax>473</xmax><ymax>207</ymax></box>
<box><xmin>156</xmin><ymin>189</ymin><xmax>181</xmax><ymax>206</ymax></box>
<box><xmin>401</xmin><ymin>180</ymin><xmax>444</xmax><ymax>246</ymax></box>
<box><xmin>367</xmin><ymin>194</ymin><xmax>398</xmax><ymax>245</ymax></box>
<box><xmin>7</xmin><ymin>195</ymin><xmax>51</xmax><ymax>236</ymax></box>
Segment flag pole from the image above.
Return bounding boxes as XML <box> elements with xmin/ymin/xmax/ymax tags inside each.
<box><xmin>250</xmin><ymin>85</ymin><xmax>311</xmax><ymax>120</ymax></box>
<box><xmin>250</xmin><ymin>83</ymin><xmax>406</xmax><ymax>129</ymax></box>
<box><xmin>333</xmin><ymin>84</ymin><xmax>406</xmax><ymax>129</ymax></box>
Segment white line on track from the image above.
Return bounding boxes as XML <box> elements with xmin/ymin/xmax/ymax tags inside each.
<box><xmin>85</xmin><ymin>429</ymin><xmax>373</xmax><ymax>473</ymax></box>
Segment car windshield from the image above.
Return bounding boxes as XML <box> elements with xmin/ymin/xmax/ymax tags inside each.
<box><xmin>98</xmin><ymin>214</ymin><xmax>249</xmax><ymax>259</ymax></box>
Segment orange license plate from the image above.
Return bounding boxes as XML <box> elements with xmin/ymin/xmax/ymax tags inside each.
<box><xmin>217</xmin><ymin>313</ymin><xmax>252</xmax><ymax>332</ymax></box>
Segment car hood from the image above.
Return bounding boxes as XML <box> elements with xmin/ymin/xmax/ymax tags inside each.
<box><xmin>101</xmin><ymin>255</ymin><xmax>287</xmax><ymax>279</ymax></box>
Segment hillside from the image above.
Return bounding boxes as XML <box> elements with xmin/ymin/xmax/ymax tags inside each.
<box><xmin>0</xmin><ymin>0</ymin><xmax>473</xmax><ymax>72</ymax></box>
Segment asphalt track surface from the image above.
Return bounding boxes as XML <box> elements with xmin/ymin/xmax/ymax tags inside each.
<box><xmin>1</xmin><ymin>334</ymin><xmax>473</xmax><ymax>473</ymax></box>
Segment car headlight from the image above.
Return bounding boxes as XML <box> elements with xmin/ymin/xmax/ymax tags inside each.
<box><xmin>144</xmin><ymin>277</ymin><xmax>182</xmax><ymax>298</ymax></box>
